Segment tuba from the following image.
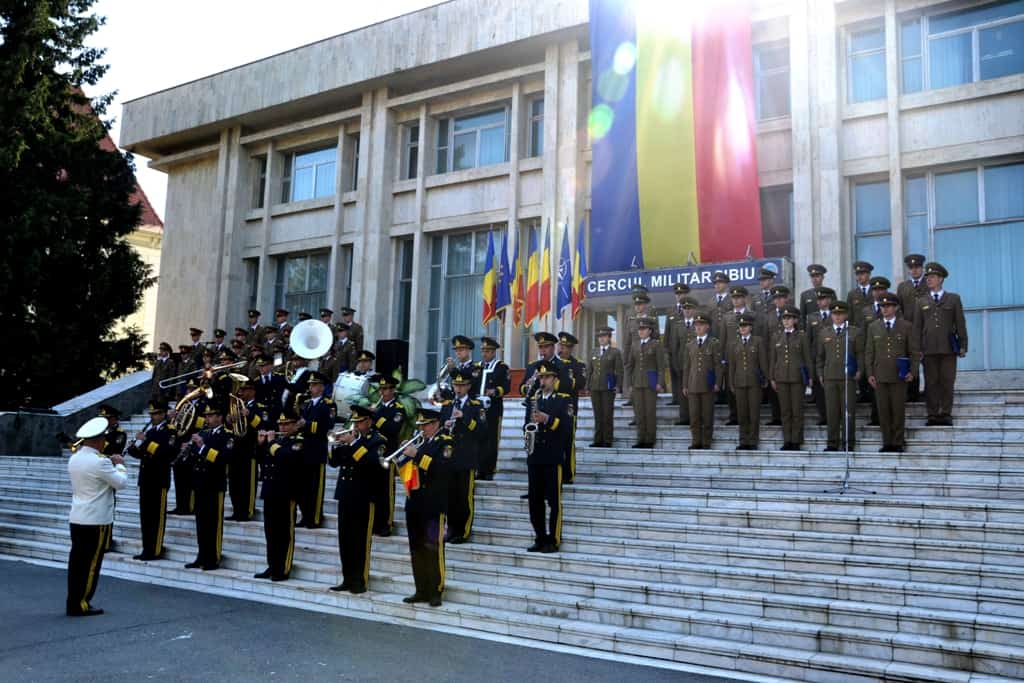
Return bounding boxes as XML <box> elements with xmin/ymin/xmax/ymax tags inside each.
<box><xmin>426</xmin><ymin>358</ymin><xmax>453</xmax><ymax>405</ymax></box>
<box><xmin>289</xmin><ymin>320</ymin><xmax>333</xmax><ymax>369</ymax></box>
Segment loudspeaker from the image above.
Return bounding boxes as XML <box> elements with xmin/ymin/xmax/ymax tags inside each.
<box><xmin>374</xmin><ymin>339</ymin><xmax>409</xmax><ymax>378</ymax></box>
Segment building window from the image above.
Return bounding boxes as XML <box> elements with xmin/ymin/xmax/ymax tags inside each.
<box><xmin>434</xmin><ymin>107</ymin><xmax>509</xmax><ymax>174</ymax></box>
<box><xmin>760</xmin><ymin>185</ymin><xmax>793</xmax><ymax>258</ymax></box>
<box><xmin>903</xmin><ymin>161</ymin><xmax>1024</xmax><ymax>370</ymax></box>
<box><xmin>527</xmin><ymin>97</ymin><xmax>544</xmax><ymax>157</ymax></box>
<box><xmin>252</xmin><ymin>156</ymin><xmax>267</xmax><ymax>209</ymax></box>
<box><xmin>847</xmin><ymin>24</ymin><xmax>887</xmax><ymax>102</ymax></box>
<box><xmin>339</xmin><ymin>245</ymin><xmax>353</xmax><ymax>308</ymax></box>
<box><xmin>901</xmin><ymin>1</ymin><xmax>1024</xmax><ymax>93</ymax></box>
<box><xmin>395</xmin><ymin>238</ymin><xmax>415</xmax><ymax>340</ymax></box>
<box><xmin>245</xmin><ymin>258</ymin><xmax>260</xmax><ymax>312</ymax></box>
<box><xmin>424</xmin><ymin>227</ymin><xmax>504</xmax><ymax>376</ymax></box>
<box><xmin>753</xmin><ymin>42</ymin><xmax>790</xmax><ymax>120</ymax></box>
<box><xmin>275</xmin><ymin>252</ymin><xmax>329</xmax><ymax>321</ymax></box>
<box><xmin>903</xmin><ymin>175</ymin><xmax>929</xmax><ymax>256</ymax></box>
<box><xmin>281</xmin><ymin>147</ymin><xmax>336</xmax><ymax>203</ymax></box>
<box><xmin>402</xmin><ymin>123</ymin><xmax>419</xmax><ymax>180</ymax></box>
<box><xmin>853</xmin><ymin>180</ymin><xmax>892</xmax><ymax>275</ymax></box>
<box><xmin>346</xmin><ymin>133</ymin><xmax>360</xmax><ymax>192</ymax></box>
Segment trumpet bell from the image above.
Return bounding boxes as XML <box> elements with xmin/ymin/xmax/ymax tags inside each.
<box><xmin>290</xmin><ymin>320</ymin><xmax>333</xmax><ymax>360</ymax></box>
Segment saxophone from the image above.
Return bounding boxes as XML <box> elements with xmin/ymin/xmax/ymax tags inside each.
<box><xmin>522</xmin><ymin>373</ymin><xmax>539</xmax><ymax>456</ymax></box>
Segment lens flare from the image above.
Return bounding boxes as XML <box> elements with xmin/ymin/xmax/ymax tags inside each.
<box><xmin>612</xmin><ymin>41</ymin><xmax>637</xmax><ymax>74</ymax></box>
<box><xmin>588</xmin><ymin>104</ymin><xmax>615</xmax><ymax>140</ymax></box>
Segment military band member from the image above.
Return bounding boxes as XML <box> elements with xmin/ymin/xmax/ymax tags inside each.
<box><xmin>401</xmin><ymin>407</ymin><xmax>454</xmax><ymax>607</ymax></box>
<box><xmin>626</xmin><ymin>317</ymin><xmax>667</xmax><ymax>449</ymax></box>
<box><xmin>751</xmin><ymin>267</ymin><xmax>777</xmax><ymax>314</ymax></box>
<box><xmin>328</xmin><ymin>404</ymin><xmax>385</xmax><ymax>593</ymax></box>
<box><xmin>233</xmin><ymin>326</ymin><xmax>249</xmax><ymax>348</ymax></box>
<box><xmin>621</xmin><ymin>288</ymin><xmax>659</xmax><ymax>402</ymax></box>
<box><xmin>123</xmin><ymin>402</ymin><xmax>175</xmax><ymax>561</ymax></box>
<box><xmin>866</xmin><ymin>293</ymin><xmax>919</xmax><ymax>452</ymax></box>
<box><xmin>353</xmin><ymin>350</ymin><xmax>375</xmax><ymax>376</ymax></box>
<box><xmin>526</xmin><ymin>362</ymin><xmax>571</xmax><ymax>553</ymax></box>
<box><xmin>816</xmin><ymin>302</ymin><xmax>865</xmax><ymax>452</ymax></box>
<box><xmin>297</xmin><ymin>312</ymin><xmax>313</xmax><ymax>322</ymax></box>
<box><xmin>440</xmin><ymin>369</ymin><xmax>485</xmax><ymax>543</ymax></box>
<box><xmin>665</xmin><ymin>298</ymin><xmax>700</xmax><ymax>426</ymax></box>
<box><xmin>254</xmin><ymin>410</ymin><xmax>300</xmax><ymax>582</ymax></box>
<box><xmin>185</xmin><ymin>403</ymin><xmax>233</xmax><ymax>570</ymax></box>
<box><xmin>321</xmin><ymin>323</ymin><xmax>356</xmax><ymax>384</ymax></box>
<box><xmin>846</xmin><ymin>261</ymin><xmax>875</xmax><ymax>319</ymax></box>
<box><xmin>806</xmin><ymin>287</ymin><xmax>836</xmax><ymax>426</ymax></box>
<box><xmin>226</xmin><ymin>379</ymin><xmax>268</xmax><ymax>522</ymax></box>
<box><xmin>151</xmin><ymin>342</ymin><xmax>178</xmax><ymax>408</ymax></box>
<box><xmin>520</xmin><ymin>332</ymin><xmax>574</xmax><ymax>402</ymax></box>
<box><xmin>282</xmin><ymin>356</ymin><xmax>312</xmax><ymax>414</ymax></box>
<box><xmin>684</xmin><ymin>314</ymin><xmax>721</xmax><ymax>450</ymax></box>
<box><xmin>372</xmin><ymin>374</ymin><xmax>404</xmax><ymax>536</ymax></box>
<box><xmin>478</xmin><ymin>337</ymin><xmax>511</xmax><ymax>480</ymax></box>
<box><xmin>799</xmin><ymin>264</ymin><xmax>827</xmax><ymax>319</ymax></box>
<box><xmin>168</xmin><ymin>380</ymin><xmax>205</xmax><ymax>515</ymax></box>
<box><xmin>98</xmin><ymin>404</ymin><xmax>127</xmax><ymax>459</ymax></box>
<box><xmin>448</xmin><ymin>336</ymin><xmax>480</xmax><ymax>393</ymax></box>
<box><xmin>254</xmin><ymin>355</ymin><xmax>286</xmax><ymax>408</ymax></box>
<box><xmin>66</xmin><ymin>417</ymin><xmax>127</xmax><ymax>617</ymax></box>
<box><xmin>245</xmin><ymin>309</ymin><xmax>265</xmax><ymax>347</ymax></box>
<box><xmin>176</xmin><ymin>343</ymin><xmax>198</xmax><ymax>395</ymax></box>
<box><xmin>296</xmin><ymin>372</ymin><xmax>336</xmax><ymax>528</ymax></box>
<box><xmin>340</xmin><ymin>307</ymin><xmax>363</xmax><ymax>351</ymax></box>
<box><xmin>263</xmin><ymin>325</ymin><xmax>287</xmax><ymax>361</ymax></box>
<box><xmin>587</xmin><ymin>327</ymin><xmax>624</xmax><ymax>447</ymax></box>
<box><xmin>897</xmin><ymin>254</ymin><xmax>928</xmax><ymax>403</ymax></box>
<box><xmin>556</xmin><ymin>332</ymin><xmax>586</xmax><ymax>483</ymax></box>
<box><xmin>913</xmin><ymin>262</ymin><xmax>967</xmax><ymax>426</ymax></box>
<box><xmin>664</xmin><ymin>283</ymin><xmax>692</xmax><ymax>411</ymax></box>
<box><xmin>728</xmin><ymin>313</ymin><xmax>769</xmax><ymax>450</ymax></box>
<box><xmin>770</xmin><ymin>306</ymin><xmax>813</xmax><ymax>450</ymax></box>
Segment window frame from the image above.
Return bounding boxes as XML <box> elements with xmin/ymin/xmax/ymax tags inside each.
<box><xmin>759</xmin><ymin>185</ymin><xmax>794</xmax><ymax>259</ymax></box>
<box><xmin>527</xmin><ymin>97</ymin><xmax>544</xmax><ymax>158</ymax></box>
<box><xmin>846</xmin><ymin>22</ymin><xmax>888</xmax><ymax>103</ymax></box>
<box><xmin>251</xmin><ymin>156</ymin><xmax>268</xmax><ymax>209</ymax></box>
<box><xmin>274</xmin><ymin>251</ymin><xmax>330</xmax><ymax>321</ymax></box>
<box><xmin>401</xmin><ymin>122</ymin><xmax>420</xmax><ymax>180</ymax></box>
<box><xmin>851</xmin><ymin>178</ymin><xmax>894</xmax><ymax>269</ymax></box>
<box><xmin>753</xmin><ymin>40</ymin><xmax>791</xmax><ymax>121</ymax></box>
<box><xmin>347</xmin><ymin>133</ymin><xmax>361</xmax><ymax>192</ymax></box>
<box><xmin>280</xmin><ymin>145</ymin><xmax>337</xmax><ymax>204</ymax></box>
<box><xmin>434</xmin><ymin>105</ymin><xmax>510</xmax><ymax>175</ymax></box>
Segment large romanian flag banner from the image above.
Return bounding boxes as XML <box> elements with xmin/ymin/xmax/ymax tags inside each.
<box><xmin>588</xmin><ymin>0</ymin><xmax>763</xmax><ymax>273</ymax></box>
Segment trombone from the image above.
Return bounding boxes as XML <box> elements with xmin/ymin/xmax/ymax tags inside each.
<box><xmin>379</xmin><ymin>431</ymin><xmax>424</xmax><ymax>469</ymax></box>
<box><xmin>158</xmin><ymin>360</ymin><xmax>249</xmax><ymax>390</ymax></box>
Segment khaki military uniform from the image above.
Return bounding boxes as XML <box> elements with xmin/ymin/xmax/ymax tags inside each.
<box><xmin>684</xmin><ymin>336</ymin><xmax>722</xmax><ymax>448</ymax></box>
<box><xmin>587</xmin><ymin>345</ymin><xmax>624</xmax><ymax>446</ymax></box>
<box><xmin>913</xmin><ymin>292</ymin><xmax>968</xmax><ymax>424</ymax></box>
<box><xmin>751</xmin><ymin>287</ymin><xmax>775</xmax><ymax>315</ymax></box>
<box><xmin>805</xmin><ymin>309</ymin><xmax>832</xmax><ymax>424</ymax></box>
<box><xmin>727</xmin><ymin>335</ymin><xmax>769</xmax><ymax>448</ymax></box>
<box><xmin>816</xmin><ymin>325</ymin><xmax>865</xmax><ymax>450</ymax></box>
<box><xmin>798</xmin><ymin>287</ymin><xmax>819</xmax><ymax>319</ymax></box>
<box><xmin>625</xmin><ymin>338</ymin><xmax>667</xmax><ymax>445</ymax></box>
<box><xmin>770</xmin><ymin>330</ymin><xmax>813</xmax><ymax>447</ymax></box>
<box><xmin>664</xmin><ymin>307</ymin><xmax>697</xmax><ymax>423</ymax></box>
<box><xmin>847</xmin><ymin>285</ymin><xmax>872</xmax><ymax>327</ymax></box>
<box><xmin>347</xmin><ymin>321</ymin><xmax>365</xmax><ymax>352</ymax></box>
<box><xmin>621</xmin><ymin>310</ymin><xmax>659</xmax><ymax>395</ymax></box>
<box><xmin>709</xmin><ymin>293</ymin><xmax>732</xmax><ymax>340</ymax></box>
<box><xmin>720</xmin><ymin>309</ymin><xmax>764</xmax><ymax>423</ymax></box>
<box><xmin>865</xmin><ymin>318</ymin><xmax>918</xmax><ymax>449</ymax></box>
<box><xmin>897</xmin><ymin>278</ymin><xmax>928</xmax><ymax>402</ymax></box>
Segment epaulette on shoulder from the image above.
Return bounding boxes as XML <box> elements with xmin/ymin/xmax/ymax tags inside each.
<box><xmin>469</xmin><ymin>398</ymin><xmax>482</xmax><ymax>405</ymax></box>
<box><xmin>441</xmin><ymin>399</ymin><xmax>453</xmax><ymax>406</ymax></box>
<box><xmin>440</xmin><ymin>433</ymin><xmax>454</xmax><ymax>441</ymax></box>
<box><xmin>556</xmin><ymin>392</ymin><xmax>570</xmax><ymax>399</ymax></box>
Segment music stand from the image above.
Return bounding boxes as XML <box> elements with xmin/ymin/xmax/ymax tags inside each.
<box><xmin>824</xmin><ymin>326</ymin><xmax>876</xmax><ymax>495</ymax></box>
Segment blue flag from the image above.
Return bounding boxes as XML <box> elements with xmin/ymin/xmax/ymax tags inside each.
<box><xmin>496</xmin><ymin>230</ymin><xmax>512</xmax><ymax>314</ymax></box>
<box><xmin>556</xmin><ymin>225</ymin><xmax>572</xmax><ymax>319</ymax></box>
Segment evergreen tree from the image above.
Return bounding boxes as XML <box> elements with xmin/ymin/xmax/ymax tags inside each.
<box><xmin>0</xmin><ymin>0</ymin><xmax>154</xmax><ymax>409</ymax></box>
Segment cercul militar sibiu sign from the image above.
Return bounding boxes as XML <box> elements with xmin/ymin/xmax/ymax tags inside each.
<box><xmin>585</xmin><ymin>258</ymin><xmax>788</xmax><ymax>298</ymax></box>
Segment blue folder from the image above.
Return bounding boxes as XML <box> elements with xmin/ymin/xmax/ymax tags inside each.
<box><xmin>846</xmin><ymin>352</ymin><xmax>858</xmax><ymax>378</ymax></box>
<box><xmin>706</xmin><ymin>369</ymin><xmax>717</xmax><ymax>391</ymax></box>
<box><xmin>605</xmin><ymin>373</ymin><xmax>617</xmax><ymax>391</ymax></box>
<box><xmin>896</xmin><ymin>356</ymin><xmax>910</xmax><ymax>380</ymax></box>
<box><xmin>646</xmin><ymin>370</ymin><xmax>659</xmax><ymax>390</ymax></box>
<box><xmin>950</xmin><ymin>333</ymin><xmax>961</xmax><ymax>355</ymax></box>
<box><xmin>800</xmin><ymin>366</ymin><xmax>810</xmax><ymax>386</ymax></box>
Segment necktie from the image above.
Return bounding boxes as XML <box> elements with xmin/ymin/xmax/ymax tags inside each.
<box><xmin>698</xmin><ymin>339</ymin><xmax>704</xmax><ymax>347</ymax></box>
<box><xmin>822</xmin><ymin>312</ymin><xmax>827</xmax><ymax>320</ymax></box>
<box><xmin>886</xmin><ymin>321</ymin><xmax>892</xmax><ymax>330</ymax></box>
<box><xmin>600</xmin><ymin>347</ymin><xmax>606</xmax><ymax>357</ymax></box>
<box><xmin>743</xmin><ymin>338</ymin><xmax>748</xmax><ymax>346</ymax></box>
<box><xmin>863</xmin><ymin>286</ymin><xmax>868</xmax><ymax>296</ymax></box>
<box><xmin>933</xmin><ymin>293</ymin><xmax>940</xmax><ymax>302</ymax></box>
<box><xmin>835</xmin><ymin>327</ymin><xmax>841</xmax><ymax>334</ymax></box>
<box><xmin>686</xmin><ymin>321</ymin><xmax>692</xmax><ymax>328</ymax></box>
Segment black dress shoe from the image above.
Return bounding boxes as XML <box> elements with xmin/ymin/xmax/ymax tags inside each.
<box><xmin>588</xmin><ymin>442</ymin><xmax>600</xmax><ymax>447</ymax></box>
<box><xmin>449</xmin><ymin>536</ymin><xmax>467</xmax><ymax>545</ymax></box>
<box><xmin>868</xmin><ymin>421</ymin><xmax>880</xmax><ymax>427</ymax></box>
<box><xmin>132</xmin><ymin>553</ymin><xmax>151</xmax><ymax>561</ymax></box>
<box><xmin>527</xmin><ymin>542</ymin><xmax>544</xmax><ymax>552</ymax></box>
<box><xmin>879</xmin><ymin>446</ymin><xmax>890</xmax><ymax>453</ymax></box>
<box><xmin>271</xmin><ymin>574</ymin><xmax>289</xmax><ymax>582</ymax></box>
<box><xmin>628</xmin><ymin>421</ymin><xmax>637</xmax><ymax>426</ymax></box>
<box><xmin>519</xmin><ymin>493</ymin><xmax>530</xmax><ymax>499</ymax></box>
<box><xmin>540</xmin><ymin>543</ymin><xmax>558</xmax><ymax>554</ymax></box>
<box><xmin>67</xmin><ymin>607</ymin><xmax>104</xmax><ymax>617</ymax></box>
<box><xmin>767</xmin><ymin>420</ymin><xmax>783</xmax><ymax>426</ymax></box>
<box><xmin>254</xmin><ymin>569</ymin><xmax>273</xmax><ymax>579</ymax></box>
<box><xmin>349</xmin><ymin>584</ymin><xmax>367</xmax><ymax>594</ymax></box>
<box><xmin>641</xmin><ymin>443</ymin><xmax>655</xmax><ymax>449</ymax></box>
<box><xmin>688</xmin><ymin>444</ymin><xmax>701</xmax><ymax>450</ymax></box>
<box><xmin>667</xmin><ymin>400</ymin><xmax>679</xmax><ymax>406</ymax></box>
<box><xmin>631</xmin><ymin>443</ymin><xmax>644</xmax><ymax>448</ymax></box>
<box><xmin>823</xmin><ymin>446</ymin><xmax>839</xmax><ymax>452</ymax></box>
<box><xmin>428</xmin><ymin>595</ymin><xmax>443</xmax><ymax>607</ymax></box>
<box><xmin>725</xmin><ymin>420</ymin><xmax>739</xmax><ymax>426</ymax></box>
<box><xmin>403</xmin><ymin>593</ymin><xmax>427</xmax><ymax>604</ymax></box>
<box><xmin>375</xmin><ymin>529</ymin><xmax>392</xmax><ymax>538</ymax></box>
<box><xmin>817</xmin><ymin>420</ymin><xmax>828</xmax><ymax>426</ymax></box>
<box><xmin>184</xmin><ymin>561</ymin><xmax>202</xmax><ymax>569</ymax></box>
<box><xmin>779</xmin><ymin>443</ymin><xmax>791</xmax><ymax>451</ymax></box>
<box><xmin>305</xmin><ymin>523</ymin><xmax>322</xmax><ymax>530</ymax></box>
<box><xmin>201</xmin><ymin>563</ymin><xmax>220</xmax><ymax>571</ymax></box>
<box><xmin>330</xmin><ymin>582</ymin><xmax>351</xmax><ymax>592</ymax></box>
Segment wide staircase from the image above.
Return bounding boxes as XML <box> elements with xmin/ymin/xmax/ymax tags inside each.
<box><xmin>2</xmin><ymin>391</ymin><xmax>1023</xmax><ymax>682</ymax></box>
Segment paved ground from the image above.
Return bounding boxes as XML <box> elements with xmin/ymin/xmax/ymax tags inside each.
<box><xmin>0</xmin><ymin>559</ymin><xmax>740</xmax><ymax>682</ymax></box>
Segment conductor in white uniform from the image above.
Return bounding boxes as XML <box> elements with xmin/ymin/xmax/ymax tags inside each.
<box><xmin>66</xmin><ymin>417</ymin><xmax>128</xmax><ymax>616</ymax></box>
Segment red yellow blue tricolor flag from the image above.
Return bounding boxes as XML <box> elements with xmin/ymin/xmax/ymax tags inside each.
<box><xmin>588</xmin><ymin>0</ymin><xmax>763</xmax><ymax>272</ymax></box>
<box><xmin>512</xmin><ymin>235</ymin><xmax>524</xmax><ymax>327</ymax></box>
<box><xmin>538</xmin><ymin>222</ymin><xmax>552</xmax><ymax>322</ymax></box>
<box><xmin>524</xmin><ymin>227</ymin><xmax>540</xmax><ymax>327</ymax></box>
<box><xmin>496</xmin><ymin>230</ymin><xmax>512</xmax><ymax>317</ymax></box>
<box><xmin>571</xmin><ymin>219</ymin><xmax>588</xmax><ymax>319</ymax></box>
<box><xmin>481</xmin><ymin>231</ymin><xmax>497</xmax><ymax>326</ymax></box>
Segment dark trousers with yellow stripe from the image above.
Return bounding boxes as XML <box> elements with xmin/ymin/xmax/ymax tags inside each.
<box><xmin>406</xmin><ymin>507</ymin><xmax>445</xmax><ymax>600</ymax></box>
<box><xmin>478</xmin><ymin>417</ymin><xmax>501</xmax><ymax>478</ymax></box>
<box><xmin>338</xmin><ymin>501</ymin><xmax>375</xmax><ymax>589</ymax></box>
<box><xmin>263</xmin><ymin>497</ymin><xmax>296</xmax><ymax>578</ymax></box>
<box><xmin>67</xmin><ymin>523</ymin><xmax>111</xmax><ymax>614</ymax></box>
<box><xmin>138</xmin><ymin>486</ymin><xmax>168</xmax><ymax>558</ymax></box>
<box><xmin>172</xmin><ymin>462</ymin><xmax>194</xmax><ymax>513</ymax></box>
<box><xmin>372</xmin><ymin>462</ymin><xmax>395</xmax><ymax>535</ymax></box>
<box><xmin>228</xmin><ymin>456</ymin><xmax>257</xmax><ymax>521</ymax></box>
<box><xmin>298</xmin><ymin>462</ymin><xmax>326</xmax><ymax>528</ymax></box>
<box><xmin>193</xmin><ymin>489</ymin><xmax>225</xmax><ymax>566</ymax></box>
<box><xmin>527</xmin><ymin>463</ymin><xmax>562</xmax><ymax>547</ymax></box>
<box><xmin>446</xmin><ymin>469</ymin><xmax>475</xmax><ymax>542</ymax></box>
<box><xmin>564</xmin><ymin>402</ymin><xmax>578</xmax><ymax>483</ymax></box>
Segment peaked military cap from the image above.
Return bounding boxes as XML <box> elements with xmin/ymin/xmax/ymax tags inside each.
<box><xmin>730</xmin><ymin>285</ymin><xmax>749</xmax><ymax>297</ymax></box>
<box><xmin>319</xmin><ymin>308</ymin><xmax>333</xmax><ymax>317</ymax></box>
<box><xmin>782</xmin><ymin>306</ymin><xmax>801</xmax><ymax>318</ymax></box>
<box><xmin>870</xmin><ymin>276</ymin><xmax>891</xmax><ymax>290</ymax></box>
<box><xmin>189</xmin><ymin>327</ymin><xmax>203</xmax><ymax>336</ymax></box>
<box><xmin>558</xmin><ymin>332</ymin><xmax>578</xmax><ymax>346</ymax></box>
<box><xmin>375</xmin><ymin>374</ymin><xmax>399</xmax><ymax>389</ymax></box>
<box><xmin>450</xmin><ymin>368</ymin><xmax>473</xmax><ymax>385</ymax></box>
<box><xmin>97</xmin><ymin>404</ymin><xmax>121</xmax><ymax>419</ymax></box>
<box><xmin>759</xmin><ymin>267</ymin><xmax>777</xmax><ymax>280</ymax></box>
<box><xmin>673</xmin><ymin>282</ymin><xmax>691</xmax><ymax>294</ymax></box>
<box><xmin>158</xmin><ymin>342</ymin><xmax>173</xmax><ymax>352</ymax></box>
<box><xmin>416</xmin><ymin>407</ymin><xmax>442</xmax><ymax>425</ymax></box>
<box><xmin>451</xmin><ymin>335</ymin><xmax>475</xmax><ymax>350</ymax></box>
<box><xmin>480</xmin><ymin>336</ymin><xmax>500</xmax><ymax>350</ymax></box>
<box><xmin>830</xmin><ymin>301</ymin><xmax>851</xmax><ymax>314</ymax></box>
<box><xmin>738</xmin><ymin>313</ymin><xmax>756</xmax><ymax>326</ymax></box>
<box><xmin>807</xmin><ymin>264</ymin><xmax>827</xmax><ymax>276</ymax></box>
<box><xmin>340</xmin><ymin>307</ymin><xmax>356</xmax><ymax>315</ymax></box>
<box><xmin>146</xmin><ymin>401</ymin><xmax>166</xmax><ymax>414</ymax></box>
<box><xmin>357</xmin><ymin>350</ymin><xmax>376</xmax><ymax>362</ymax></box>
<box><xmin>925</xmin><ymin>262</ymin><xmax>949</xmax><ymax>278</ymax></box>
<box><xmin>248</xmin><ymin>309</ymin><xmax>261</xmax><ymax>318</ymax></box>
<box><xmin>681</xmin><ymin>297</ymin><xmax>699</xmax><ymax>308</ymax></box>
<box><xmin>637</xmin><ymin>316</ymin><xmax>657</xmax><ymax>329</ymax></box>
<box><xmin>596</xmin><ymin>326</ymin><xmax>614</xmax><ymax>336</ymax></box>
<box><xmin>816</xmin><ymin>287</ymin><xmax>837</xmax><ymax>299</ymax></box>
<box><xmin>297</xmin><ymin>312</ymin><xmax>312</xmax><ymax>321</ymax></box>
<box><xmin>534</xmin><ymin>332</ymin><xmax>558</xmax><ymax>346</ymax></box>
<box><xmin>770</xmin><ymin>285</ymin><xmax>791</xmax><ymax>298</ymax></box>
<box><xmin>904</xmin><ymin>254</ymin><xmax>926</xmax><ymax>268</ymax></box>
<box><xmin>713</xmin><ymin>271</ymin><xmax>730</xmax><ymax>284</ymax></box>
<box><xmin>632</xmin><ymin>292</ymin><xmax>651</xmax><ymax>304</ymax></box>
<box><xmin>879</xmin><ymin>293</ymin><xmax>900</xmax><ymax>307</ymax></box>
<box><xmin>535</xmin><ymin>361</ymin><xmax>559</xmax><ymax>377</ymax></box>
<box><xmin>853</xmin><ymin>261</ymin><xmax>874</xmax><ymax>273</ymax></box>
<box><xmin>275</xmin><ymin>309</ymin><xmax>289</xmax><ymax>317</ymax></box>
<box><xmin>349</xmin><ymin>404</ymin><xmax>374</xmax><ymax>421</ymax></box>
<box><xmin>693</xmin><ymin>313</ymin><xmax>712</xmax><ymax>325</ymax></box>
<box><xmin>306</xmin><ymin>371</ymin><xmax>326</xmax><ymax>385</ymax></box>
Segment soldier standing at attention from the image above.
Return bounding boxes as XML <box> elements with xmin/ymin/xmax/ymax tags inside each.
<box><xmin>245</xmin><ymin>309</ymin><xmax>265</xmax><ymax>347</ymax></box>
<box><xmin>770</xmin><ymin>306</ymin><xmax>813</xmax><ymax>451</ymax></box>
<box><xmin>254</xmin><ymin>409</ymin><xmax>299</xmax><ymax>583</ymax></box>
<box><xmin>846</xmin><ymin>261</ymin><xmax>874</xmax><ymax>322</ymax></box>
<box><xmin>339</xmin><ymin>307</ymin><xmax>363</xmax><ymax>351</ymax></box>
<box><xmin>439</xmin><ymin>370</ymin><xmax>486</xmax><ymax>544</ymax></box>
<box><xmin>728</xmin><ymin>313</ymin><xmax>769</xmax><ymax>450</ymax></box>
<box><xmin>621</xmin><ymin>288</ymin><xmax>658</xmax><ymax>406</ymax></box>
<box><xmin>751</xmin><ymin>267</ymin><xmax>777</xmax><ymax>314</ymax></box>
<box><xmin>763</xmin><ymin>285</ymin><xmax>792</xmax><ymax>427</ymax></box>
<box><xmin>125</xmin><ymin>401</ymin><xmax>177</xmax><ymax>561</ymax></box>
<box><xmin>799</xmin><ymin>264</ymin><xmax>827</xmax><ymax>319</ymax></box>
<box><xmin>151</xmin><ymin>342</ymin><xmax>178</xmax><ymax>409</ymax></box>
<box><xmin>296</xmin><ymin>373</ymin><xmax>336</xmax><ymax>528</ymax></box>
<box><xmin>477</xmin><ymin>337</ymin><xmax>510</xmax><ymax>481</ymax></box>
<box><xmin>913</xmin><ymin>262</ymin><xmax>967</xmax><ymax>426</ymax></box>
<box><xmin>816</xmin><ymin>301</ymin><xmax>865</xmax><ymax>452</ymax></box>
<box><xmin>897</xmin><ymin>254</ymin><xmax>928</xmax><ymax>403</ymax></box>
<box><xmin>587</xmin><ymin>326</ymin><xmax>623</xmax><ymax>448</ymax></box>
<box><xmin>666</xmin><ymin>298</ymin><xmax>700</xmax><ymax>426</ymax></box>
<box><xmin>372</xmin><ymin>375</ymin><xmax>404</xmax><ymax>536</ymax></box>
<box><xmin>709</xmin><ymin>272</ymin><xmax>732</xmax><ymax>340</ymax></box>
<box><xmin>806</xmin><ymin>287</ymin><xmax>836</xmax><ymax>426</ymax></box>
<box><xmin>626</xmin><ymin>317</ymin><xmax>667</xmax><ymax>449</ymax></box>
<box><xmin>556</xmin><ymin>332</ymin><xmax>586</xmax><ymax>483</ymax></box>
<box><xmin>720</xmin><ymin>285</ymin><xmax>758</xmax><ymax>425</ymax></box>
<box><xmin>683</xmin><ymin>313</ymin><xmax>721</xmax><ymax>450</ymax></box>
<box><xmin>526</xmin><ymin>362</ymin><xmax>571</xmax><ymax>553</ymax></box>
<box><xmin>664</xmin><ymin>282</ymin><xmax>691</xmax><ymax>408</ymax></box>
<box><xmin>866</xmin><ymin>293</ymin><xmax>918</xmax><ymax>452</ymax></box>
<box><xmin>861</xmin><ymin>276</ymin><xmax>892</xmax><ymax>426</ymax></box>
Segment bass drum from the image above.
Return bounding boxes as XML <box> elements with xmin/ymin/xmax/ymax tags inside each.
<box><xmin>333</xmin><ymin>372</ymin><xmax>370</xmax><ymax>417</ymax></box>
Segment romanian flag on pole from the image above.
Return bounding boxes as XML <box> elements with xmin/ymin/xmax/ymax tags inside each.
<box><xmin>538</xmin><ymin>222</ymin><xmax>552</xmax><ymax>322</ymax></box>
<box><xmin>571</xmin><ymin>218</ymin><xmax>588</xmax><ymax>319</ymax></box>
<box><xmin>481</xmin><ymin>231</ymin><xmax>497</xmax><ymax>326</ymax></box>
<box><xmin>511</xmin><ymin>235</ymin><xmax>524</xmax><ymax>326</ymax></box>
<box><xmin>496</xmin><ymin>231</ymin><xmax>512</xmax><ymax>317</ymax></box>
<box><xmin>524</xmin><ymin>227</ymin><xmax>540</xmax><ymax>327</ymax></box>
<box><xmin>588</xmin><ymin>0</ymin><xmax>762</xmax><ymax>272</ymax></box>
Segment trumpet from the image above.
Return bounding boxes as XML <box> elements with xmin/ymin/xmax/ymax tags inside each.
<box><xmin>380</xmin><ymin>431</ymin><xmax>424</xmax><ymax>468</ymax></box>
<box><xmin>158</xmin><ymin>360</ymin><xmax>248</xmax><ymax>390</ymax></box>
<box><xmin>327</xmin><ymin>426</ymin><xmax>356</xmax><ymax>444</ymax></box>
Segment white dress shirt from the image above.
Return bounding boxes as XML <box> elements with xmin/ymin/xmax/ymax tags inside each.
<box><xmin>68</xmin><ymin>446</ymin><xmax>127</xmax><ymax>525</ymax></box>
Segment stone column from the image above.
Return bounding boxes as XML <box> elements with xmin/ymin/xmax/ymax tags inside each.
<box><xmin>789</xmin><ymin>2</ymin><xmax>815</xmax><ymax>292</ymax></box>
<box><xmin>885</xmin><ymin>0</ymin><xmax>905</xmax><ymax>278</ymax></box>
